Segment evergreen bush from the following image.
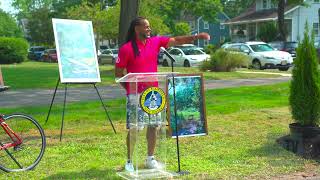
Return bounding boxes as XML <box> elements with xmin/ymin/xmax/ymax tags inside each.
<box><xmin>257</xmin><ymin>22</ymin><xmax>278</xmax><ymax>42</ymax></box>
<box><xmin>289</xmin><ymin>25</ymin><xmax>320</xmax><ymax>126</ymax></box>
<box><xmin>204</xmin><ymin>44</ymin><xmax>216</xmax><ymax>54</ymax></box>
<box><xmin>0</xmin><ymin>37</ymin><xmax>29</xmax><ymax>64</ymax></box>
<box><xmin>200</xmin><ymin>49</ymin><xmax>249</xmax><ymax>72</ymax></box>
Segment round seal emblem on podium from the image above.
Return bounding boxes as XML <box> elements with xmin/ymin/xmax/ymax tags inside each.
<box><xmin>140</xmin><ymin>87</ymin><xmax>166</xmax><ymax>115</ymax></box>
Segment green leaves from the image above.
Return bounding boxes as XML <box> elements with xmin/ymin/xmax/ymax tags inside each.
<box><xmin>149</xmin><ymin>0</ymin><xmax>222</xmax><ymax>35</ymax></box>
<box><xmin>0</xmin><ymin>9</ymin><xmax>23</xmax><ymax>38</ymax></box>
<box><xmin>289</xmin><ymin>23</ymin><xmax>320</xmax><ymax>126</ymax></box>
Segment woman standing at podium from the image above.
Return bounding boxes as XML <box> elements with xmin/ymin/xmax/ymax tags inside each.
<box><xmin>115</xmin><ymin>16</ymin><xmax>210</xmax><ymax>172</ymax></box>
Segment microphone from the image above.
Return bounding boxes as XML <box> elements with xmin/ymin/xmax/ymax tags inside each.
<box><xmin>160</xmin><ymin>47</ymin><xmax>175</xmax><ymax>62</ymax></box>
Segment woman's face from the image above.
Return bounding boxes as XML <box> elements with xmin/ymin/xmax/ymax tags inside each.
<box><xmin>135</xmin><ymin>19</ymin><xmax>151</xmax><ymax>39</ymax></box>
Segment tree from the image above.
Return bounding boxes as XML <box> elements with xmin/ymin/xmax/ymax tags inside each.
<box><xmin>158</xmin><ymin>0</ymin><xmax>222</xmax><ymax>35</ymax></box>
<box><xmin>0</xmin><ymin>9</ymin><xmax>23</xmax><ymax>38</ymax></box>
<box><xmin>290</xmin><ymin>24</ymin><xmax>320</xmax><ymax>126</ymax></box>
<box><xmin>139</xmin><ymin>0</ymin><xmax>170</xmax><ymax>35</ymax></box>
<box><xmin>66</xmin><ymin>1</ymin><xmax>120</xmax><ymax>47</ymax></box>
<box><xmin>173</xmin><ymin>22</ymin><xmax>190</xmax><ymax>36</ymax></box>
<box><xmin>27</xmin><ymin>7</ymin><xmax>54</xmax><ymax>45</ymax></box>
<box><xmin>118</xmin><ymin>0</ymin><xmax>139</xmax><ymax>45</ymax></box>
<box><xmin>220</xmin><ymin>0</ymin><xmax>254</xmax><ymax>18</ymax></box>
<box><xmin>11</xmin><ymin>0</ymin><xmax>68</xmax><ymax>45</ymax></box>
<box><xmin>257</xmin><ymin>22</ymin><xmax>278</xmax><ymax>42</ymax></box>
<box><xmin>272</xmin><ymin>0</ymin><xmax>304</xmax><ymax>41</ymax></box>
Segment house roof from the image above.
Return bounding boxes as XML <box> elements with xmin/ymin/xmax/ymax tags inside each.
<box><xmin>224</xmin><ymin>3</ymin><xmax>299</xmax><ymax>25</ymax></box>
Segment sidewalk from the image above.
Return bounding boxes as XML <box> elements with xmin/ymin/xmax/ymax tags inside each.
<box><xmin>0</xmin><ymin>77</ymin><xmax>291</xmax><ymax>108</ymax></box>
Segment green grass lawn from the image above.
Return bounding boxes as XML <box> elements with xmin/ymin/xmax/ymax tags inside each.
<box><xmin>1</xmin><ymin>62</ymin><xmax>281</xmax><ymax>90</ymax></box>
<box><xmin>1</xmin><ymin>82</ymin><xmax>319</xmax><ymax>179</ymax></box>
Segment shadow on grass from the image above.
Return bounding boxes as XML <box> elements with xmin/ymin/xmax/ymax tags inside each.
<box><xmin>247</xmin><ymin>133</ymin><xmax>320</xmax><ymax>164</ymax></box>
<box><xmin>247</xmin><ymin>133</ymin><xmax>297</xmax><ymax>157</ymax></box>
<box><xmin>44</xmin><ymin>168</ymin><xmax>122</xmax><ymax>179</ymax></box>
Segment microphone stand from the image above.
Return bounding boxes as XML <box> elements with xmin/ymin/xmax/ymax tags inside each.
<box><xmin>161</xmin><ymin>48</ymin><xmax>189</xmax><ymax>175</ymax></box>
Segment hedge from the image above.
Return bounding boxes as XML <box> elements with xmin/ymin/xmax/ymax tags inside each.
<box><xmin>0</xmin><ymin>37</ymin><xmax>28</xmax><ymax>64</ymax></box>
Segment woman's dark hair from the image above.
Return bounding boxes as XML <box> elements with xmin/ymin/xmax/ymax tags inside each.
<box><xmin>126</xmin><ymin>17</ymin><xmax>146</xmax><ymax>57</ymax></box>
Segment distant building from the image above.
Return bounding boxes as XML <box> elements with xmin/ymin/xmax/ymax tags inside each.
<box><xmin>190</xmin><ymin>13</ymin><xmax>230</xmax><ymax>47</ymax></box>
<box><xmin>224</xmin><ymin>0</ymin><xmax>320</xmax><ymax>42</ymax></box>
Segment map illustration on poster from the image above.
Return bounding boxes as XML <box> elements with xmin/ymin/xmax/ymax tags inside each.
<box><xmin>52</xmin><ymin>18</ymin><xmax>101</xmax><ymax>83</ymax></box>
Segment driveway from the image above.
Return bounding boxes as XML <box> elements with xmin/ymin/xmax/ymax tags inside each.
<box><xmin>0</xmin><ymin>77</ymin><xmax>290</xmax><ymax>108</ymax></box>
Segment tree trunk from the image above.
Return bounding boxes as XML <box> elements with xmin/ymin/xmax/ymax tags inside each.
<box><xmin>118</xmin><ymin>0</ymin><xmax>140</xmax><ymax>46</ymax></box>
<box><xmin>277</xmin><ymin>0</ymin><xmax>286</xmax><ymax>41</ymax></box>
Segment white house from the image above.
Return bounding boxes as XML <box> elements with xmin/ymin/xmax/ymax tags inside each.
<box><xmin>224</xmin><ymin>0</ymin><xmax>320</xmax><ymax>42</ymax></box>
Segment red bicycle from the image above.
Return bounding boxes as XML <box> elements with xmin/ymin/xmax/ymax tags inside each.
<box><xmin>0</xmin><ymin>113</ymin><xmax>46</xmax><ymax>172</ymax></box>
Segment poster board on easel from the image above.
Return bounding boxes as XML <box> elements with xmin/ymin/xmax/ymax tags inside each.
<box><xmin>52</xmin><ymin>18</ymin><xmax>101</xmax><ymax>83</ymax></box>
<box><xmin>47</xmin><ymin>19</ymin><xmax>116</xmax><ymax>141</ymax></box>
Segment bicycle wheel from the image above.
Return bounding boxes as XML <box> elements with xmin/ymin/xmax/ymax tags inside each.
<box><xmin>0</xmin><ymin>113</ymin><xmax>46</xmax><ymax>172</ymax></box>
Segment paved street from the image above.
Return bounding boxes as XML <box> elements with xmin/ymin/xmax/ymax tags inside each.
<box><xmin>0</xmin><ymin>77</ymin><xmax>291</xmax><ymax>108</ymax></box>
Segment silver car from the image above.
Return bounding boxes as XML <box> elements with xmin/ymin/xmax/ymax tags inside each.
<box><xmin>223</xmin><ymin>41</ymin><xmax>293</xmax><ymax>71</ymax></box>
<box><xmin>98</xmin><ymin>49</ymin><xmax>118</xmax><ymax>65</ymax></box>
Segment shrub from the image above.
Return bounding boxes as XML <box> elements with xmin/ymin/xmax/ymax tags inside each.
<box><xmin>200</xmin><ymin>49</ymin><xmax>249</xmax><ymax>72</ymax></box>
<box><xmin>289</xmin><ymin>24</ymin><xmax>320</xmax><ymax>126</ymax></box>
<box><xmin>0</xmin><ymin>37</ymin><xmax>28</xmax><ymax>64</ymax></box>
<box><xmin>257</xmin><ymin>22</ymin><xmax>278</xmax><ymax>42</ymax></box>
<box><xmin>204</xmin><ymin>44</ymin><xmax>216</xmax><ymax>54</ymax></box>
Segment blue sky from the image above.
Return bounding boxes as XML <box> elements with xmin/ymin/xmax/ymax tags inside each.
<box><xmin>0</xmin><ymin>0</ymin><xmax>17</xmax><ymax>14</ymax></box>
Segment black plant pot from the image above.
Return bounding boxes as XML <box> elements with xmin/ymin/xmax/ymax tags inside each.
<box><xmin>289</xmin><ymin>123</ymin><xmax>320</xmax><ymax>139</ymax></box>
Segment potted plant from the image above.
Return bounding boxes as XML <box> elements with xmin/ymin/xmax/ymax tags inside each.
<box><xmin>287</xmin><ymin>24</ymin><xmax>320</xmax><ymax>156</ymax></box>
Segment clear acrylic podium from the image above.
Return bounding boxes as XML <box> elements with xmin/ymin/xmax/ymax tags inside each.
<box><xmin>116</xmin><ymin>73</ymin><xmax>176</xmax><ymax>180</ymax></box>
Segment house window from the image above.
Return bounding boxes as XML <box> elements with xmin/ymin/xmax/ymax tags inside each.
<box><xmin>220</xmin><ymin>23</ymin><xmax>225</xmax><ymax>30</ymax></box>
<box><xmin>203</xmin><ymin>21</ymin><xmax>209</xmax><ymax>29</ymax></box>
<box><xmin>263</xmin><ymin>0</ymin><xmax>267</xmax><ymax>9</ymax></box>
<box><xmin>204</xmin><ymin>40</ymin><xmax>209</xmax><ymax>46</ymax></box>
<box><xmin>313</xmin><ymin>23</ymin><xmax>319</xmax><ymax>35</ymax></box>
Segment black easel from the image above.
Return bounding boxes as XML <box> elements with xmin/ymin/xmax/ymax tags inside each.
<box><xmin>162</xmin><ymin>48</ymin><xmax>190</xmax><ymax>175</ymax></box>
<box><xmin>45</xmin><ymin>77</ymin><xmax>116</xmax><ymax>141</ymax></box>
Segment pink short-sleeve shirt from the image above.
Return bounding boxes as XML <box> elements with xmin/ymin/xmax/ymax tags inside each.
<box><xmin>116</xmin><ymin>36</ymin><xmax>170</xmax><ymax>94</ymax></box>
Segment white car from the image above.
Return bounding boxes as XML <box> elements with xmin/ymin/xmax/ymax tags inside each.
<box><xmin>98</xmin><ymin>49</ymin><xmax>118</xmax><ymax>65</ymax></box>
<box><xmin>224</xmin><ymin>41</ymin><xmax>293</xmax><ymax>71</ymax></box>
<box><xmin>162</xmin><ymin>47</ymin><xmax>210</xmax><ymax>67</ymax></box>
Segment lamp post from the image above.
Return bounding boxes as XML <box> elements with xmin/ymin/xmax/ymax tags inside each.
<box><xmin>197</xmin><ymin>16</ymin><xmax>202</xmax><ymax>47</ymax></box>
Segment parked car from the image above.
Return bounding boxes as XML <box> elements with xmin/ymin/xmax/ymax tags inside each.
<box><xmin>41</xmin><ymin>49</ymin><xmax>57</xmax><ymax>62</ymax></box>
<box><xmin>97</xmin><ymin>45</ymin><xmax>109</xmax><ymax>56</ymax></box>
<box><xmin>157</xmin><ymin>49</ymin><xmax>165</xmax><ymax>64</ymax></box>
<box><xmin>159</xmin><ymin>44</ymin><xmax>204</xmax><ymax>65</ymax></box>
<box><xmin>221</xmin><ymin>42</ymin><xmax>233</xmax><ymax>49</ymax></box>
<box><xmin>268</xmin><ymin>41</ymin><xmax>298</xmax><ymax>58</ymax></box>
<box><xmin>223</xmin><ymin>41</ymin><xmax>293</xmax><ymax>71</ymax></box>
<box><xmin>162</xmin><ymin>47</ymin><xmax>210</xmax><ymax>67</ymax></box>
<box><xmin>98</xmin><ymin>49</ymin><xmax>118</xmax><ymax>64</ymax></box>
<box><xmin>28</xmin><ymin>46</ymin><xmax>46</xmax><ymax>60</ymax></box>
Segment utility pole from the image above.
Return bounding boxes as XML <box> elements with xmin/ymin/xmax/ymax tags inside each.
<box><xmin>197</xmin><ymin>16</ymin><xmax>203</xmax><ymax>47</ymax></box>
